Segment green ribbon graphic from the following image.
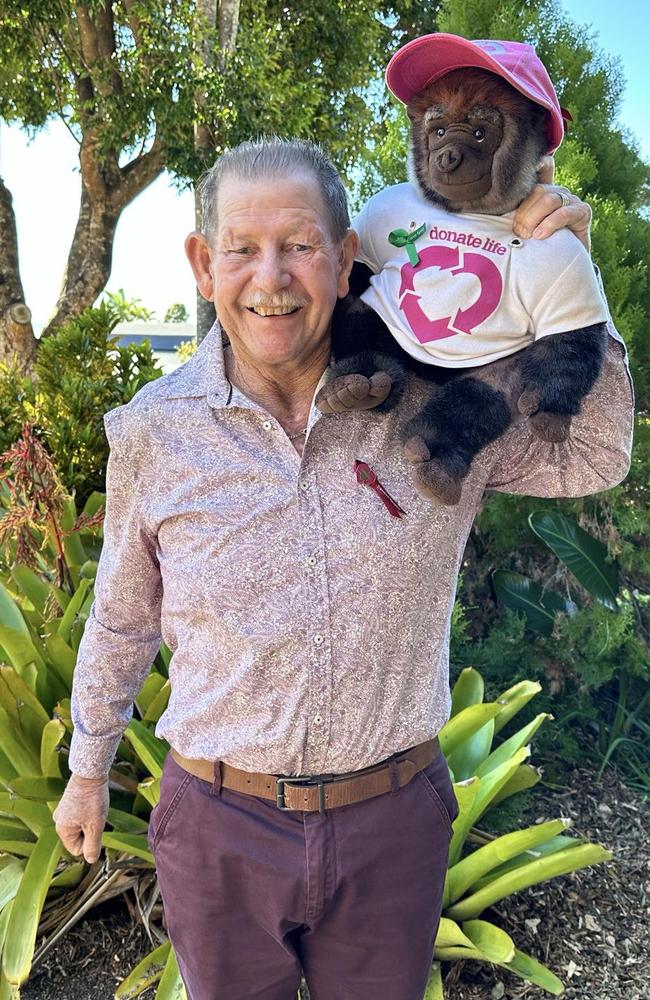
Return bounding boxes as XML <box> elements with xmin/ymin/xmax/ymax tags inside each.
<box><xmin>388</xmin><ymin>223</ymin><xmax>427</xmax><ymax>265</ymax></box>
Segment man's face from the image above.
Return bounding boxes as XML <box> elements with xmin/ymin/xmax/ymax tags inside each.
<box><xmin>190</xmin><ymin>171</ymin><xmax>357</xmax><ymax>370</ymax></box>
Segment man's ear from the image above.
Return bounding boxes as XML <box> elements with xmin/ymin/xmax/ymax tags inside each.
<box><xmin>337</xmin><ymin>229</ymin><xmax>360</xmax><ymax>298</ymax></box>
<box><xmin>185</xmin><ymin>231</ymin><xmax>215</xmax><ymax>301</ymax></box>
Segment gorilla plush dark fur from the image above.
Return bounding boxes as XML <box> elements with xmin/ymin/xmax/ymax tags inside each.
<box><xmin>323</xmin><ymin>69</ymin><xmax>608</xmax><ymax>504</ymax></box>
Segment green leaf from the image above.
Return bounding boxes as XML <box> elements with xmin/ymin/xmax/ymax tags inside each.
<box><xmin>461</xmin><ymin>920</ymin><xmax>515</xmax><ymax>963</ymax></box>
<box><xmin>493</xmin><ymin>681</ymin><xmax>542</xmax><ymax>734</ymax></box>
<box><xmin>101</xmin><ymin>831</ymin><xmax>153</xmax><ymax>863</ymax></box>
<box><xmin>492</xmin><ymin>571</ymin><xmax>567</xmax><ymax>635</ymax></box>
<box><xmin>506</xmin><ymin>947</ymin><xmax>565</xmax><ymax>994</ymax></box>
<box><xmin>156</xmin><ymin>942</ymin><xmax>188</xmax><ymax>999</ymax></box>
<box><xmin>114</xmin><ymin>941</ymin><xmax>172</xmax><ymax>998</ymax></box>
<box><xmin>0</xmin><ymin>707</ymin><xmax>41</xmax><ymax>776</ymax></box>
<box><xmin>0</xmin><ymin>583</ymin><xmax>47</xmax><ymax>672</ymax></box>
<box><xmin>3</xmin><ymin>825</ymin><xmax>62</xmax><ymax>985</ymax></box>
<box><xmin>438</xmin><ymin>703</ymin><xmax>502</xmax><ymax>758</ymax></box>
<box><xmin>0</xmin><ymin>791</ymin><xmax>54</xmax><ymax>837</ymax></box>
<box><xmin>451</xmin><ymin>667</ymin><xmax>484</xmax><ymax>716</ymax></box>
<box><xmin>423</xmin><ymin>961</ymin><xmax>444</xmax><ymax>1000</ymax></box>
<box><xmin>40</xmin><ymin>719</ymin><xmax>66</xmax><ymax>779</ymax></box>
<box><xmin>475</xmin><ymin>714</ymin><xmax>552</xmax><ymax>778</ymax></box>
<box><xmin>9</xmin><ymin>567</ymin><xmax>49</xmax><ymax>616</ymax></box>
<box><xmin>490</xmin><ymin>763</ymin><xmax>542</xmax><ymax>806</ymax></box>
<box><xmin>56</xmin><ymin>578</ymin><xmax>92</xmax><ymax>644</ymax></box>
<box><xmin>446</xmin><ymin>842</ymin><xmax>612</xmax><ymax>921</ymax></box>
<box><xmin>124</xmin><ymin>719</ymin><xmax>168</xmax><ymax>778</ymax></box>
<box><xmin>0</xmin><ymin>860</ymin><xmax>24</xmax><ymax>912</ymax></box>
<box><xmin>106</xmin><ymin>808</ymin><xmax>150</xmax><ymax>836</ymax></box>
<box><xmin>528</xmin><ymin>511</ymin><xmax>619</xmax><ymax>608</ymax></box>
<box><xmin>6</xmin><ymin>776</ymin><xmax>66</xmax><ymax>801</ymax></box>
<box><xmin>447</xmin><ymin>819</ymin><xmax>569</xmax><ymax>904</ymax></box>
<box><xmin>435</xmin><ymin>917</ymin><xmax>475</xmax><ymax>950</ymax></box>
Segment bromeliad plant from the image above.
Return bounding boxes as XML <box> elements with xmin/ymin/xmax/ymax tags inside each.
<box><xmin>423</xmin><ymin>667</ymin><xmax>612</xmax><ymax>998</ymax></box>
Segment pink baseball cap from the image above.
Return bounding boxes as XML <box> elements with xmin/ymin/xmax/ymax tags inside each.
<box><xmin>386</xmin><ymin>33</ymin><xmax>570</xmax><ymax>153</ymax></box>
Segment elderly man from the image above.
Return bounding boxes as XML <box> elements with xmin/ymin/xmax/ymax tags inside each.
<box><xmin>54</xmin><ymin>137</ymin><xmax>632</xmax><ymax>1000</ymax></box>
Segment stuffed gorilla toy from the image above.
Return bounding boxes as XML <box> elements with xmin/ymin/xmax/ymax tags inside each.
<box><xmin>319</xmin><ymin>34</ymin><xmax>609</xmax><ymax>505</ymax></box>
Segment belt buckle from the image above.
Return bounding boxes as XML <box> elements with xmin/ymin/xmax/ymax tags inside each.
<box><xmin>276</xmin><ymin>776</ymin><xmax>329</xmax><ymax>813</ymax></box>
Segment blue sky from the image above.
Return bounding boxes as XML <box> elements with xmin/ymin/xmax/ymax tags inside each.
<box><xmin>1</xmin><ymin>0</ymin><xmax>647</xmax><ymax>331</ymax></box>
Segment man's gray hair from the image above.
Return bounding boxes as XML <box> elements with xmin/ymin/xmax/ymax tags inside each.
<box><xmin>198</xmin><ymin>137</ymin><xmax>350</xmax><ymax>243</ymax></box>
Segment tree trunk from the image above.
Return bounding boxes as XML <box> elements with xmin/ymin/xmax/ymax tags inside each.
<box><xmin>193</xmin><ymin>0</ymin><xmax>240</xmax><ymax>344</ymax></box>
<box><xmin>0</xmin><ymin>175</ymin><xmax>37</xmax><ymax>369</ymax></box>
<box><xmin>195</xmin><ymin>189</ymin><xmax>217</xmax><ymax>344</ymax></box>
<box><xmin>40</xmin><ymin>182</ymin><xmax>119</xmax><ymax>339</ymax></box>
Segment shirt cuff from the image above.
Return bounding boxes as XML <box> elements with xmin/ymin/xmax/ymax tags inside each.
<box><xmin>68</xmin><ymin>728</ymin><xmax>123</xmax><ymax>780</ymax></box>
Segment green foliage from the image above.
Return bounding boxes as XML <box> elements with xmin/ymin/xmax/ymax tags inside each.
<box><xmin>164</xmin><ymin>303</ymin><xmax>189</xmax><ymax>323</ymax></box>
<box><xmin>176</xmin><ymin>339</ymin><xmax>198</xmax><ymax>363</ymax></box>
<box><xmin>102</xmin><ymin>289</ymin><xmax>155</xmax><ymax>323</ymax></box>
<box><xmin>0</xmin><ymin>2</ymin><xmax>427</xmax><ymax>186</ymax></box>
<box><xmin>0</xmin><ymin>303</ymin><xmax>163</xmax><ymax>505</ymax></box>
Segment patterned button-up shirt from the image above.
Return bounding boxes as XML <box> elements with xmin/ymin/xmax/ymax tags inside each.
<box><xmin>68</xmin><ymin>322</ymin><xmax>633</xmax><ymax>779</ymax></box>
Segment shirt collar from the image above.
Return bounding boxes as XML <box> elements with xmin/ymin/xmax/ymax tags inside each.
<box><xmin>160</xmin><ymin>320</ymin><xmax>230</xmax><ymax>406</ymax></box>
<box><xmin>161</xmin><ymin>320</ymin><xmax>335</xmax><ymax>414</ymax></box>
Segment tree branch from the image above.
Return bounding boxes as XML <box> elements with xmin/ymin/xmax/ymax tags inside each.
<box><xmin>121</xmin><ymin>0</ymin><xmax>143</xmax><ymax>47</ymax></box>
<box><xmin>218</xmin><ymin>0</ymin><xmax>240</xmax><ymax>71</ymax></box>
<box><xmin>75</xmin><ymin>2</ymin><xmax>122</xmax><ymax>100</ymax></box>
<box><xmin>111</xmin><ymin>137</ymin><xmax>166</xmax><ymax>212</ymax></box>
<box><xmin>0</xmin><ymin>177</ymin><xmax>37</xmax><ymax>367</ymax></box>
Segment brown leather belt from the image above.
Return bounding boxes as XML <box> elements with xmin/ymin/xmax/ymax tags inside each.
<box><xmin>170</xmin><ymin>737</ymin><xmax>440</xmax><ymax>813</ymax></box>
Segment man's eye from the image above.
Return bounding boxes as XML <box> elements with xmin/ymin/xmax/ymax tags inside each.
<box><xmin>436</xmin><ymin>127</ymin><xmax>446</xmax><ymax>137</ymax></box>
<box><xmin>473</xmin><ymin>128</ymin><xmax>486</xmax><ymax>141</ymax></box>
<box><xmin>293</xmin><ymin>244</ymin><xmax>311</xmax><ymax>252</ymax></box>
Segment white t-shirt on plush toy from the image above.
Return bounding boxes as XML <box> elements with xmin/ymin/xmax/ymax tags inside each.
<box><xmin>353</xmin><ymin>182</ymin><xmax>609</xmax><ymax>369</ymax></box>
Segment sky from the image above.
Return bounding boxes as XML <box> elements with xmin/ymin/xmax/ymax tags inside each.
<box><xmin>1</xmin><ymin>0</ymin><xmax>647</xmax><ymax>333</ymax></box>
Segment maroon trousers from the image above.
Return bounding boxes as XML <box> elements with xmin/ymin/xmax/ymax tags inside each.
<box><xmin>148</xmin><ymin>748</ymin><xmax>458</xmax><ymax>1000</ymax></box>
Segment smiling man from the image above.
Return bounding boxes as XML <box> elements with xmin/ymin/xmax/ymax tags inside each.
<box><xmin>55</xmin><ymin>138</ymin><xmax>633</xmax><ymax>1000</ymax></box>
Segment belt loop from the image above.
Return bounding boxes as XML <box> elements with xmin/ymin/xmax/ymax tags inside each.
<box><xmin>210</xmin><ymin>760</ymin><xmax>222</xmax><ymax>797</ymax></box>
<box><xmin>388</xmin><ymin>758</ymin><xmax>400</xmax><ymax>794</ymax></box>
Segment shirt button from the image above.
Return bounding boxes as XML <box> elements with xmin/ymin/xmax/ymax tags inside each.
<box><xmin>313</xmin><ymin>634</ymin><xmax>324</xmax><ymax>646</ymax></box>
<box><xmin>262</xmin><ymin>420</ymin><xmax>273</xmax><ymax>431</ymax></box>
<box><xmin>306</xmin><ymin>555</ymin><xmax>317</xmax><ymax>568</ymax></box>
<box><xmin>314</xmin><ymin>714</ymin><xmax>323</xmax><ymax>725</ymax></box>
<box><xmin>300</xmin><ymin>480</ymin><xmax>310</xmax><ymax>491</ymax></box>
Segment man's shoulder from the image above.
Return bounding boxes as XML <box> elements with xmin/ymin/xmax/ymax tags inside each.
<box><xmin>102</xmin><ymin>373</ymin><xmax>179</xmax><ymax>444</ymax></box>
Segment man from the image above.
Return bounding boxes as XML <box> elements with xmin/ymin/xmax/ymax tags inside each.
<box><xmin>54</xmin><ymin>137</ymin><xmax>633</xmax><ymax>1000</ymax></box>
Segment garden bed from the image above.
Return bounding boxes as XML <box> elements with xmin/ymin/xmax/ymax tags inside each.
<box><xmin>21</xmin><ymin>762</ymin><xmax>649</xmax><ymax>1000</ymax></box>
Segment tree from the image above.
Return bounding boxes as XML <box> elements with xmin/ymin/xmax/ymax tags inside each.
<box><xmin>164</xmin><ymin>302</ymin><xmax>189</xmax><ymax>323</ymax></box>
<box><xmin>0</xmin><ymin>1</ymin><xmax>422</xmax><ymax>365</ymax></box>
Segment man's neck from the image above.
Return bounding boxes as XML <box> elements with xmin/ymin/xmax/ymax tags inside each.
<box><xmin>223</xmin><ymin>343</ymin><xmax>329</xmax><ymax>435</ymax></box>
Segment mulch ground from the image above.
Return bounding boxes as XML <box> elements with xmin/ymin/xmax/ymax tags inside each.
<box><xmin>21</xmin><ymin>762</ymin><xmax>650</xmax><ymax>1000</ymax></box>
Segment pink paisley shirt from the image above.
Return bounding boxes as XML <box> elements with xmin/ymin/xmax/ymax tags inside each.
<box><xmin>68</xmin><ymin>322</ymin><xmax>633</xmax><ymax>779</ymax></box>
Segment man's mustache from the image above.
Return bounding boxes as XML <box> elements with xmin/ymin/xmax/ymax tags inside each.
<box><xmin>242</xmin><ymin>292</ymin><xmax>308</xmax><ymax>310</ymax></box>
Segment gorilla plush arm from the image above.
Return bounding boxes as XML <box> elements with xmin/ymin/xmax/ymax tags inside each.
<box><xmin>325</xmin><ymin>266</ymin><xmax>609</xmax><ymax>503</ymax></box>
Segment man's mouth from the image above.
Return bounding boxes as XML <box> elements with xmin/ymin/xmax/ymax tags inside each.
<box><xmin>247</xmin><ymin>305</ymin><xmax>301</xmax><ymax>317</ymax></box>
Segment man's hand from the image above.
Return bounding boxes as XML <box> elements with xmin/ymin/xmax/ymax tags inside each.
<box><xmin>53</xmin><ymin>773</ymin><xmax>109</xmax><ymax>864</ymax></box>
<box><xmin>513</xmin><ymin>155</ymin><xmax>592</xmax><ymax>251</ymax></box>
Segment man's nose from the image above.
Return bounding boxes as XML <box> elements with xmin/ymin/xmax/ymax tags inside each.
<box><xmin>254</xmin><ymin>250</ymin><xmax>291</xmax><ymax>292</ymax></box>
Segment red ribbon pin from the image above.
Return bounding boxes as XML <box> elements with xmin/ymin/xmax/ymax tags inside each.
<box><xmin>354</xmin><ymin>460</ymin><xmax>407</xmax><ymax>518</ymax></box>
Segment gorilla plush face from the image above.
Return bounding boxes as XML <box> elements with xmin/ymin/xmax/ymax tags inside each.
<box><xmin>407</xmin><ymin>68</ymin><xmax>548</xmax><ymax>215</ymax></box>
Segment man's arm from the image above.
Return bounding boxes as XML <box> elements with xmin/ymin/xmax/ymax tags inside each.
<box><xmin>67</xmin><ymin>406</ymin><xmax>163</xmax><ymax>779</ymax></box>
<box><xmin>485</xmin><ymin>325</ymin><xmax>633</xmax><ymax>496</ymax></box>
